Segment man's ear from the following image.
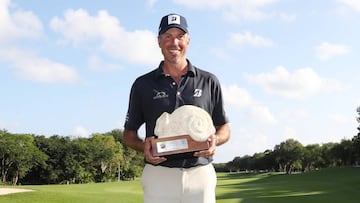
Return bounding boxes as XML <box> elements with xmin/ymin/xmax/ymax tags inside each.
<box><xmin>157</xmin><ymin>36</ymin><xmax>161</xmax><ymax>47</ymax></box>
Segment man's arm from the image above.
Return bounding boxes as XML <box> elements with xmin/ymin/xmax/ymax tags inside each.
<box><xmin>123</xmin><ymin>129</ymin><xmax>145</xmax><ymax>152</ymax></box>
<box><xmin>194</xmin><ymin>123</ymin><xmax>230</xmax><ymax>157</ymax></box>
<box><xmin>123</xmin><ymin>129</ymin><xmax>167</xmax><ymax>164</ymax></box>
<box><xmin>214</xmin><ymin>123</ymin><xmax>231</xmax><ymax>146</ymax></box>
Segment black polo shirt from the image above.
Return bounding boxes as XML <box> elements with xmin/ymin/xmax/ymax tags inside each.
<box><xmin>124</xmin><ymin>60</ymin><xmax>228</xmax><ymax>168</ymax></box>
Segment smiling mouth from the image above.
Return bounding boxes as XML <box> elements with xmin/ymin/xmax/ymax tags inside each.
<box><xmin>169</xmin><ymin>49</ymin><xmax>180</xmax><ymax>55</ymax></box>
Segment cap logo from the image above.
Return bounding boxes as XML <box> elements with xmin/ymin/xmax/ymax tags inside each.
<box><xmin>167</xmin><ymin>14</ymin><xmax>181</xmax><ymax>25</ymax></box>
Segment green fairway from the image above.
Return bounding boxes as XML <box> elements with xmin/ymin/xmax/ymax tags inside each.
<box><xmin>1</xmin><ymin>167</ymin><xmax>359</xmax><ymax>203</ymax></box>
<box><xmin>216</xmin><ymin>166</ymin><xmax>360</xmax><ymax>203</ymax></box>
<box><xmin>0</xmin><ymin>181</ymin><xmax>143</xmax><ymax>203</ymax></box>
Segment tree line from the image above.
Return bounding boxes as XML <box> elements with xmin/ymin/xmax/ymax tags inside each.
<box><xmin>216</xmin><ymin>106</ymin><xmax>360</xmax><ymax>174</ymax></box>
<box><xmin>1</xmin><ymin>106</ymin><xmax>360</xmax><ymax>185</ymax></box>
<box><xmin>0</xmin><ymin>129</ymin><xmax>143</xmax><ymax>185</ymax></box>
<box><xmin>215</xmin><ymin>135</ymin><xmax>360</xmax><ymax>174</ymax></box>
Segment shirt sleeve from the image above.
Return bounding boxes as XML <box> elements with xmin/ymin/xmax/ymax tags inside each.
<box><xmin>211</xmin><ymin>75</ymin><xmax>229</xmax><ymax>126</ymax></box>
<box><xmin>124</xmin><ymin>79</ymin><xmax>144</xmax><ymax>131</ymax></box>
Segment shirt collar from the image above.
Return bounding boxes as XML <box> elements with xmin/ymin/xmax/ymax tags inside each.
<box><xmin>155</xmin><ymin>59</ymin><xmax>196</xmax><ymax>79</ymax></box>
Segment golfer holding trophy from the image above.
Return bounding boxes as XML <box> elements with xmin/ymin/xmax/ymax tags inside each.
<box><xmin>124</xmin><ymin>13</ymin><xmax>230</xmax><ymax>203</ymax></box>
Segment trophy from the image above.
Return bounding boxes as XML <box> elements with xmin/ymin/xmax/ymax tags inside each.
<box><xmin>150</xmin><ymin>105</ymin><xmax>215</xmax><ymax>159</ymax></box>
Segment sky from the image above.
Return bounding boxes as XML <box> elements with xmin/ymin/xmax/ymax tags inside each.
<box><xmin>1</xmin><ymin>0</ymin><xmax>360</xmax><ymax>163</ymax></box>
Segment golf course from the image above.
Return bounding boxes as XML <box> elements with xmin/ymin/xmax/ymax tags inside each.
<box><xmin>1</xmin><ymin>166</ymin><xmax>359</xmax><ymax>203</ymax></box>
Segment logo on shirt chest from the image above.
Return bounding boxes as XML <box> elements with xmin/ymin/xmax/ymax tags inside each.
<box><xmin>193</xmin><ymin>89</ymin><xmax>202</xmax><ymax>97</ymax></box>
<box><xmin>152</xmin><ymin>88</ymin><xmax>202</xmax><ymax>100</ymax></box>
<box><xmin>153</xmin><ymin>90</ymin><xmax>169</xmax><ymax>100</ymax></box>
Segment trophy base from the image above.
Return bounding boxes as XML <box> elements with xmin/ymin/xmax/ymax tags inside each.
<box><xmin>151</xmin><ymin>135</ymin><xmax>209</xmax><ymax>159</ymax></box>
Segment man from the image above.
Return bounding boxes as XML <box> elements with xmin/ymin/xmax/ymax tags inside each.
<box><xmin>123</xmin><ymin>13</ymin><xmax>230</xmax><ymax>203</ymax></box>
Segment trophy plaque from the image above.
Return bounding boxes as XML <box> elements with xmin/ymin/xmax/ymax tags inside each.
<box><xmin>151</xmin><ymin>105</ymin><xmax>215</xmax><ymax>159</ymax></box>
<box><xmin>150</xmin><ymin>135</ymin><xmax>209</xmax><ymax>157</ymax></box>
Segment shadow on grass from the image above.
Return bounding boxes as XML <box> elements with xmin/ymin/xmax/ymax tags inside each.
<box><xmin>216</xmin><ymin>167</ymin><xmax>360</xmax><ymax>203</ymax></box>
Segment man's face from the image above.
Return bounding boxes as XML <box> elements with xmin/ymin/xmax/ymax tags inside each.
<box><xmin>158</xmin><ymin>28</ymin><xmax>190</xmax><ymax>64</ymax></box>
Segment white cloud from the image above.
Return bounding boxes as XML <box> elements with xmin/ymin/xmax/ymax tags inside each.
<box><xmin>251</xmin><ymin>104</ymin><xmax>278</xmax><ymax>124</ymax></box>
<box><xmin>223</xmin><ymin>85</ymin><xmax>252</xmax><ymax>108</ymax></box>
<box><xmin>146</xmin><ymin>0</ymin><xmax>159</xmax><ymax>9</ymax></box>
<box><xmin>284</xmin><ymin>126</ymin><xmax>298</xmax><ymax>140</ymax></box>
<box><xmin>337</xmin><ymin>0</ymin><xmax>360</xmax><ymax>12</ymax></box>
<box><xmin>0</xmin><ymin>0</ymin><xmax>43</xmax><ymax>43</ymax></box>
<box><xmin>50</xmin><ymin>9</ymin><xmax>162</xmax><ymax>66</ymax></box>
<box><xmin>72</xmin><ymin>126</ymin><xmax>89</xmax><ymax>138</ymax></box>
<box><xmin>315</xmin><ymin>42</ymin><xmax>350</xmax><ymax>61</ymax></box>
<box><xmin>0</xmin><ymin>0</ymin><xmax>76</xmax><ymax>83</ymax></box>
<box><xmin>0</xmin><ymin>48</ymin><xmax>79</xmax><ymax>83</ymax></box>
<box><xmin>246</xmin><ymin>66</ymin><xmax>343</xmax><ymax>99</ymax></box>
<box><xmin>281</xmin><ymin>109</ymin><xmax>309</xmax><ymax>121</ymax></box>
<box><xmin>239</xmin><ymin>128</ymin><xmax>274</xmax><ymax>156</ymax></box>
<box><xmin>174</xmin><ymin>0</ymin><xmax>234</xmax><ymax>9</ymax></box>
<box><xmin>0</xmin><ymin>121</ymin><xmax>5</xmax><ymax>130</ymax></box>
<box><xmin>246</xmin><ymin>132</ymin><xmax>270</xmax><ymax>154</ymax></box>
<box><xmin>173</xmin><ymin>0</ymin><xmax>286</xmax><ymax>22</ymax></box>
<box><xmin>223</xmin><ymin>84</ymin><xmax>278</xmax><ymax>124</ymax></box>
<box><xmin>214</xmin><ymin>127</ymin><xmax>246</xmax><ymax>161</ymax></box>
<box><xmin>88</xmin><ymin>55</ymin><xmax>122</xmax><ymax>71</ymax></box>
<box><xmin>228</xmin><ymin>31</ymin><xmax>273</xmax><ymax>48</ymax></box>
<box><xmin>328</xmin><ymin>113</ymin><xmax>354</xmax><ymax>125</ymax></box>
<box><xmin>279</xmin><ymin>13</ymin><xmax>297</xmax><ymax>22</ymax></box>
<box><xmin>210</xmin><ymin>48</ymin><xmax>230</xmax><ymax>60</ymax></box>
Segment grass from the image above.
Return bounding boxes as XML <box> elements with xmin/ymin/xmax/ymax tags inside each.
<box><xmin>1</xmin><ymin>166</ymin><xmax>359</xmax><ymax>203</ymax></box>
<box><xmin>216</xmin><ymin>166</ymin><xmax>360</xmax><ymax>203</ymax></box>
<box><xmin>0</xmin><ymin>180</ymin><xmax>143</xmax><ymax>203</ymax></box>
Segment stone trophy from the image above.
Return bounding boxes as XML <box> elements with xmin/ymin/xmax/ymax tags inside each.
<box><xmin>150</xmin><ymin>105</ymin><xmax>215</xmax><ymax>159</ymax></box>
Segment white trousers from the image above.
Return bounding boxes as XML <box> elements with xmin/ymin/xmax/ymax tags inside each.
<box><xmin>141</xmin><ymin>164</ymin><xmax>217</xmax><ymax>203</ymax></box>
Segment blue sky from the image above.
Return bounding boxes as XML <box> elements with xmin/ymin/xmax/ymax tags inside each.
<box><xmin>1</xmin><ymin>0</ymin><xmax>360</xmax><ymax>163</ymax></box>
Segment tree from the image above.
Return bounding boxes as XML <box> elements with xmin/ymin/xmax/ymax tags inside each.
<box><xmin>105</xmin><ymin>129</ymin><xmax>124</xmax><ymax>181</ymax></box>
<box><xmin>302</xmin><ymin>144</ymin><xmax>322</xmax><ymax>171</ymax></box>
<box><xmin>332</xmin><ymin>139</ymin><xmax>353</xmax><ymax>165</ymax></box>
<box><xmin>274</xmin><ymin>139</ymin><xmax>304</xmax><ymax>174</ymax></box>
<box><xmin>110</xmin><ymin>129</ymin><xmax>143</xmax><ymax>180</ymax></box>
<box><xmin>319</xmin><ymin>142</ymin><xmax>337</xmax><ymax>167</ymax></box>
<box><xmin>0</xmin><ymin>132</ymin><xmax>47</xmax><ymax>185</ymax></box>
<box><xmin>259</xmin><ymin>149</ymin><xmax>276</xmax><ymax>171</ymax></box>
<box><xmin>3</xmin><ymin>129</ymin><xmax>145</xmax><ymax>184</ymax></box>
<box><xmin>225</xmin><ymin>156</ymin><xmax>241</xmax><ymax>172</ymax></box>
<box><xmin>33</xmin><ymin>135</ymin><xmax>81</xmax><ymax>184</ymax></box>
<box><xmin>251</xmin><ymin>152</ymin><xmax>265</xmax><ymax>171</ymax></box>
<box><xmin>0</xmin><ymin>129</ymin><xmax>11</xmax><ymax>183</ymax></box>
<box><xmin>90</xmin><ymin>133</ymin><xmax>123</xmax><ymax>182</ymax></box>
<box><xmin>357</xmin><ymin>106</ymin><xmax>360</xmax><ymax>136</ymax></box>
<box><xmin>70</xmin><ymin>137</ymin><xmax>94</xmax><ymax>183</ymax></box>
<box><xmin>353</xmin><ymin>106</ymin><xmax>360</xmax><ymax>164</ymax></box>
<box><xmin>352</xmin><ymin>134</ymin><xmax>360</xmax><ymax>165</ymax></box>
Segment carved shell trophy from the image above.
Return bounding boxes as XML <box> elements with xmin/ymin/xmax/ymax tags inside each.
<box><xmin>154</xmin><ymin>105</ymin><xmax>215</xmax><ymax>142</ymax></box>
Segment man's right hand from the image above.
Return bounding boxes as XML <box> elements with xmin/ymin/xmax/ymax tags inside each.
<box><xmin>144</xmin><ymin>137</ymin><xmax>167</xmax><ymax>165</ymax></box>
